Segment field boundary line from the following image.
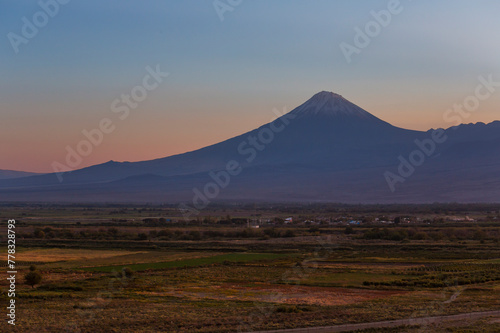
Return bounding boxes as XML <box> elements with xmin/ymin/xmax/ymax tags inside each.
<box><xmin>245</xmin><ymin>310</ymin><xmax>500</xmax><ymax>332</ymax></box>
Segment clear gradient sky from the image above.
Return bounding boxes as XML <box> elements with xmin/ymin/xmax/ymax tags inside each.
<box><xmin>1</xmin><ymin>0</ymin><xmax>499</xmax><ymax>173</ymax></box>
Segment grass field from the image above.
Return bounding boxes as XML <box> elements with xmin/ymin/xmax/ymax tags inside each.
<box><xmin>7</xmin><ymin>248</ymin><xmax>147</xmax><ymax>263</ymax></box>
<box><xmin>1</xmin><ymin>204</ymin><xmax>499</xmax><ymax>332</ymax></box>
<box><xmin>80</xmin><ymin>252</ymin><xmax>292</xmax><ymax>272</ymax></box>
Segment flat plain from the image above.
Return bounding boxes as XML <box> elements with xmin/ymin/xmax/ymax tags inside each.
<box><xmin>1</xmin><ymin>203</ymin><xmax>499</xmax><ymax>332</ymax></box>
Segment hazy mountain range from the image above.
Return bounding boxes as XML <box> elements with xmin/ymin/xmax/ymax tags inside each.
<box><xmin>1</xmin><ymin>91</ymin><xmax>499</xmax><ymax>204</ymax></box>
<box><xmin>0</xmin><ymin>169</ymin><xmax>41</xmax><ymax>180</ymax></box>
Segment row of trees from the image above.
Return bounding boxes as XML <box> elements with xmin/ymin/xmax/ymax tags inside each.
<box><xmin>24</xmin><ymin>227</ymin><xmax>297</xmax><ymax>241</ymax></box>
<box><xmin>135</xmin><ymin>228</ymin><xmax>296</xmax><ymax>241</ymax></box>
<box><xmin>361</xmin><ymin>227</ymin><xmax>497</xmax><ymax>241</ymax></box>
<box><xmin>22</xmin><ymin>225</ymin><xmax>499</xmax><ymax>242</ymax></box>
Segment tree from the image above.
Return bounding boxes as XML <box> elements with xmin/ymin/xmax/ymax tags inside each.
<box><xmin>344</xmin><ymin>226</ymin><xmax>354</xmax><ymax>234</ymax></box>
<box><xmin>33</xmin><ymin>228</ymin><xmax>45</xmax><ymax>238</ymax></box>
<box><xmin>25</xmin><ymin>271</ymin><xmax>42</xmax><ymax>288</ymax></box>
<box><xmin>121</xmin><ymin>267</ymin><xmax>134</xmax><ymax>279</ymax></box>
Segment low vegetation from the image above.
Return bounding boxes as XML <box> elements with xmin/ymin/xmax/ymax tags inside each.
<box><xmin>0</xmin><ymin>203</ymin><xmax>498</xmax><ymax>332</ymax></box>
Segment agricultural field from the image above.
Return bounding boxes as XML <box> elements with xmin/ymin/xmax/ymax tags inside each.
<box><xmin>0</xmin><ymin>203</ymin><xmax>499</xmax><ymax>332</ymax></box>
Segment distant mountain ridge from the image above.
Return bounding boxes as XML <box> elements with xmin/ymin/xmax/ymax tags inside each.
<box><xmin>1</xmin><ymin>91</ymin><xmax>499</xmax><ymax>203</ymax></box>
<box><xmin>0</xmin><ymin>169</ymin><xmax>42</xmax><ymax>180</ymax></box>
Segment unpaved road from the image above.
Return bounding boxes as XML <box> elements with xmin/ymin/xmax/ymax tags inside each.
<box><xmin>245</xmin><ymin>310</ymin><xmax>500</xmax><ymax>332</ymax></box>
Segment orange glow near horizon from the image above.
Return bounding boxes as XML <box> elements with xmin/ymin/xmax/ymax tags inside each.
<box><xmin>2</xmin><ymin>92</ymin><xmax>498</xmax><ymax>174</ymax></box>
<box><xmin>3</xmin><ymin>2</ymin><xmax>500</xmax><ymax>174</ymax></box>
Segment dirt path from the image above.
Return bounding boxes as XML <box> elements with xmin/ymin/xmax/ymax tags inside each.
<box><xmin>245</xmin><ymin>310</ymin><xmax>500</xmax><ymax>332</ymax></box>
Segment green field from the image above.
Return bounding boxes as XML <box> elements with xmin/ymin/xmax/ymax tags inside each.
<box><xmin>80</xmin><ymin>252</ymin><xmax>291</xmax><ymax>272</ymax></box>
<box><xmin>1</xmin><ymin>203</ymin><xmax>499</xmax><ymax>332</ymax></box>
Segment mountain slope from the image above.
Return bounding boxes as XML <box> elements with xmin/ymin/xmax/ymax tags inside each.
<box><xmin>0</xmin><ymin>92</ymin><xmax>421</xmax><ymax>187</ymax></box>
<box><xmin>1</xmin><ymin>91</ymin><xmax>499</xmax><ymax>203</ymax></box>
<box><xmin>0</xmin><ymin>169</ymin><xmax>42</xmax><ymax>180</ymax></box>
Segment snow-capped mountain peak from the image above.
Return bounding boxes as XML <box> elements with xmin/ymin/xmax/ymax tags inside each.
<box><xmin>290</xmin><ymin>91</ymin><xmax>379</xmax><ymax>122</ymax></box>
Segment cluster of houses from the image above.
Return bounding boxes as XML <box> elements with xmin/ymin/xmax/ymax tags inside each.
<box><xmin>262</xmin><ymin>215</ymin><xmax>476</xmax><ymax>226</ymax></box>
<box><xmin>142</xmin><ymin>215</ymin><xmax>477</xmax><ymax>227</ymax></box>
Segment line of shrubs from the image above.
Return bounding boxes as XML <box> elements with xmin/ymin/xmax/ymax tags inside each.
<box><xmin>23</xmin><ymin>227</ymin><xmax>297</xmax><ymax>241</ymax></box>
<box><xmin>362</xmin><ymin>227</ymin><xmax>498</xmax><ymax>242</ymax></box>
<box><xmin>363</xmin><ymin>270</ymin><xmax>500</xmax><ymax>288</ymax></box>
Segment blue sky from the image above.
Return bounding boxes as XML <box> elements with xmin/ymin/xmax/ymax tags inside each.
<box><xmin>1</xmin><ymin>0</ymin><xmax>499</xmax><ymax>172</ymax></box>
